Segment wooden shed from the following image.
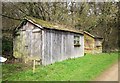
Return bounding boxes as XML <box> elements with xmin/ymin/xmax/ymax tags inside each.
<box><xmin>84</xmin><ymin>31</ymin><xmax>103</xmax><ymax>54</ymax></box>
<box><xmin>13</xmin><ymin>16</ymin><xmax>84</xmax><ymax>65</ymax></box>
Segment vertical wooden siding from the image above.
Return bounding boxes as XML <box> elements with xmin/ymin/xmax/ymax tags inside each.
<box><xmin>42</xmin><ymin>29</ymin><xmax>84</xmax><ymax>65</ymax></box>
<box><xmin>13</xmin><ymin>22</ymin><xmax>42</xmax><ymax>62</ymax></box>
<box><xmin>14</xmin><ymin>21</ymin><xmax>84</xmax><ymax>65</ymax></box>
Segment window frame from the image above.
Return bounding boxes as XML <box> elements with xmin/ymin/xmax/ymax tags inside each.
<box><xmin>74</xmin><ymin>35</ymin><xmax>81</xmax><ymax>47</ymax></box>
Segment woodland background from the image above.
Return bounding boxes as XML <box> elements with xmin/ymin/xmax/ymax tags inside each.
<box><xmin>2</xmin><ymin>2</ymin><xmax>120</xmax><ymax>59</ymax></box>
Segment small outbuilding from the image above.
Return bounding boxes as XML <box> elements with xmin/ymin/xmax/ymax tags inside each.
<box><xmin>13</xmin><ymin>16</ymin><xmax>84</xmax><ymax>65</ymax></box>
<box><xmin>84</xmin><ymin>31</ymin><xmax>103</xmax><ymax>54</ymax></box>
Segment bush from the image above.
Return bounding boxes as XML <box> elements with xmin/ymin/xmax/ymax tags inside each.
<box><xmin>2</xmin><ymin>36</ymin><xmax>13</xmax><ymax>58</ymax></box>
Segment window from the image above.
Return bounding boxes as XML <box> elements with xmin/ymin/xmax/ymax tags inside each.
<box><xmin>74</xmin><ymin>35</ymin><xmax>81</xmax><ymax>47</ymax></box>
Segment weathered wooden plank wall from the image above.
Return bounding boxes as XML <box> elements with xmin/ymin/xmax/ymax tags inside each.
<box><xmin>14</xmin><ymin>21</ymin><xmax>84</xmax><ymax>65</ymax></box>
<box><xmin>84</xmin><ymin>32</ymin><xmax>103</xmax><ymax>54</ymax></box>
<box><xmin>94</xmin><ymin>39</ymin><xmax>102</xmax><ymax>53</ymax></box>
<box><xmin>84</xmin><ymin>33</ymin><xmax>95</xmax><ymax>54</ymax></box>
<box><xmin>42</xmin><ymin>29</ymin><xmax>84</xmax><ymax>65</ymax></box>
<box><xmin>14</xmin><ymin>22</ymin><xmax>42</xmax><ymax>62</ymax></box>
<box><xmin>13</xmin><ymin>26</ymin><xmax>29</xmax><ymax>59</ymax></box>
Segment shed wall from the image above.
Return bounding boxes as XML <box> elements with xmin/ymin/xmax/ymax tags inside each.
<box><xmin>13</xmin><ymin>22</ymin><xmax>42</xmax><ymax>62</ymax></box>
<box><xmin>94</xmin><ymin>39</ymin><xmax>103</xmax><ymax>53</ymax></box>
<box><xmin>84</xmin><ymin>33</ymin><xmax>95</xmax><ymax>54</ymax></box>
<box><xmin>42</xmin><ymin>29</ymin><xmax>84</xmax><ymax>65</ymax></box>
<box><xmin>14</xmin><ymin>21</ymin><xmax>84</xmax><ymax>65</ymax></box>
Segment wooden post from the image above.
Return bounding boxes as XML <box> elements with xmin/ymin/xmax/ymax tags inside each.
<box><xmin>33</xmin><ymin>60</ymin><xmax>35</xmax><ymax>73</ymax></box>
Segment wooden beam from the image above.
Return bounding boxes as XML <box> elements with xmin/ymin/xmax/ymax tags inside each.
<box><xmin>33</xmin><ymin>60</ymin><xmax>36</xmax><ymax>73</ymax></box>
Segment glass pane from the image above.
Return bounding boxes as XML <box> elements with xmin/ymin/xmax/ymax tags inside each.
<box><xmin>77</xmin><ymin>41</ymin><xmax>79</xmax><ymax>44</ymax></box>
<box><xmin>74</xmin><ymin>35</ymin><xmax>80</xmax><ymax>45</ymax></box>
<box><xmin>74</xmin><ymin>40</ymin><xmax>76</xmax><ymax>44</ymax></box>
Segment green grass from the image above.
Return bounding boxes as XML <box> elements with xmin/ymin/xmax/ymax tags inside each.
<box><xmin>2</xmin><ymin>53</ymin><xmax>118</xmax><ymax>81</ymax></box>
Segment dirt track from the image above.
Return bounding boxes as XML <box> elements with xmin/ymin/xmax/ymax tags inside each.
<box><xmin>94</xmin><ymin>61</ymin><xmax>119</xmax><ymax>81</ymax></box>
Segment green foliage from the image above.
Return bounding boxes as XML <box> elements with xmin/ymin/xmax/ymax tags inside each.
<box><xmin>2</xmin><ymin>36</ymin><xmax>13</xmax><ymax>56</ymax></box>
<box><xmin>2</xmin><ymin>2</ymin><xmax>119</xmax><ymax>53</ymax></box>
<box><xmin>2</xmin><ymin>53</ymin><xmax>118</xmax><ymax>81</ymax></box>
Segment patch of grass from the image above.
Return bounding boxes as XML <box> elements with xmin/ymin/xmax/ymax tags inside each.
<box><xmin>2</xmin><ymin>53</ymin><xmax>118</xmax><ymax>81</ymax></box>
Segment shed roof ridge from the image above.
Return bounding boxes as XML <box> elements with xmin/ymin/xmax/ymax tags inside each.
<box><xmin>24</xmin><ymin>16</ymin><xmax>83</xmax><ymax>34</ymax></box>
<box><xmin>84</xmin><ymin>31</ymin><xmax>95</xmax><ymax>38</ymax></box>
<box><xmin>84</xmin><ymin>31</ymin><xmax>103</xmax><ymax>39</ymax></box>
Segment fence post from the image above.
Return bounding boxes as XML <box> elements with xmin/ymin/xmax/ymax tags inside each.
<box><xmin>33</xmin><ymin>60</ymin><xmax>35</xmax><ymax>73</ymax></box>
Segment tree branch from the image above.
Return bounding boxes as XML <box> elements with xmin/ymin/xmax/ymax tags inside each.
<box><xmin>0</xmin><ymin>14</ymin><xmax>22</xmax><ymax>21</ymax></box>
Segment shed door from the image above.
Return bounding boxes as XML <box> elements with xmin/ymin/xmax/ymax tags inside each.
<box><xmin>25</xmin><ymin>30</ymin><xmax>42</xmax><ymax>59</ymax></box>
<box><xmin>32</xmin><ymin>31</ymin><xmax>42</xmax><ymax>59</ymax></box>
<box><xmin>25</xmin><ymin>30</ymin><xmax>32</xmax><ymax>57</ymax></box>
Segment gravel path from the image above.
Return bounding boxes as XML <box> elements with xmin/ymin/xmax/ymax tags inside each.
<box><xmin>94</xmin><ymin>62</ymin><xmax>119</xmax><ymax>81</ymax></box>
